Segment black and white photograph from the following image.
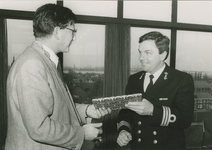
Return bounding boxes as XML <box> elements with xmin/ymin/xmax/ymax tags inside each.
<box><xmin>0</xmin><ymin>1</ymin><xmax>212</xmax><ymax>150</ymax></box>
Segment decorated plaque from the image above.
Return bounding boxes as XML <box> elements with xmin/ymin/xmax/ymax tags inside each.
<box><xmin>92</xmin><ymin>93</ymin><xmax>142</xmax><ymax>110</ymax></box>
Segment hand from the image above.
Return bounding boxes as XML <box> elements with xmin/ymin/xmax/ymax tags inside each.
<box><xmin>117</xmin><ymin>130</ymin><xmax>132</xmax><ymax>147</ymax></box>
<box><xmin>125</xmin><ymin>98</ymin><xmax>153</xmax><ymax>116</ymax></box>
<box><xmin>83</xmin><ymin>123</ymin><xmax>103</xmax><ymax>141</ymax></box>
<box><xmin>86</xmin><ymin>104</ymin><xmax>112</xmax><ymax>119</ymax></box>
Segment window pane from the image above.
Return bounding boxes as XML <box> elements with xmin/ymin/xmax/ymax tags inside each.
<box><xmin>63</xmin><ymin>24</ymin><xmax>105</xmax><ymax>104</ymax></box>
<box><xmin>7</xmin><ymin>19</ymin><xmax>34</xmax><ymax>67</ymax></box>
<box><xmin>176</xmin><ymin>31</ymin><xmax>212</xmax><ymax>72</ymax></box>
<box><xmin>64</xmin><ymin>1</ymin><xmax>117</xmax><ymax>17</ymax></box>
<box><xmin>176</xmin><ymin>31</ymin><xmax>212</xmax><ymax>111</ymax></box>
<box><xmin>124</xmin><ymin>1</ymin><xmax>171</xmax><ymax>22</ymax></box>
<box><xmin>131</xmin><ymin>27</ymin><xmax>171</xmax><ymax>74</ymax></box>
<box><xmin>0</xmin><ymin>1</ymin><xmax>56</xmax><ymax>11</ymax></box>
<box><xmin>178</xmin><ymin>1</ymin><xmax>212</xmax><ymax>25</ymax></box>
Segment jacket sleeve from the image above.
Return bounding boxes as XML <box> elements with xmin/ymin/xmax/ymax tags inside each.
<box><xmin>150</xmin><ymin>73</ymin><xmax>195</xmax><ymax>129</ymax></box>
<box><xmin>76</xmin><ymin>103</ymin><xmax>88</xmax><ymax>123</ymax></box>
<box><xmin>15</xmin><ymin>59</ymin><xmax>84</xmax><ymax>149</ymax></box>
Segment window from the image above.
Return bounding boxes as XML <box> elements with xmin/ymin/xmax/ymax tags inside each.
<box><xmin>7</xmin><ymin>19</ymin><xmax>34</xmax><ymax>68</ymax></box>
<box><xmin>64</xmin><ymin>1</ymin><xmax>117</xmax><ymax>17</ymax></box>
<box><xmin>176</xmin><ymin>31</ymin><xmax>212</xmax><ymax>73</ymax></box>
<box><xmin>130</xmin><ymin>27</ymin><xmax>171</xmax><ymax>74</ymax></box>
<box><xmin>178</xmin><ymin>1</ymin><xmax>212</xmax><ymax>25</ymax></box>
<box><xmin>124</xmin><ymin>1</ymin><xmax>172</xmax><ymax>22</ymax></box>
<box><xmin>0</xmin><ymin>1</ymin><xmax>56</xmax><ymax>11</ymax></box>
<box><xmin>63</xmin><ymin>24</ymin><xmax>105</xmax><ymax>104</ymax></box>
<box><xmin>176</xmin><ymin>31</ymin><xmax>212</xmax><ymax>110</ymax></box>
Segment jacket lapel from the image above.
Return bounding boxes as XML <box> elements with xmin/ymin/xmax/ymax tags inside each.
<box><xmin>139</xmin><ymin>72</ymin><xmax>145</xmax><ymax>94</ymax></box>
<box><xmin>145</xmin><ymin>65</ymin><xmax>172</xmax><ymax>101</ymax></box>
<box><xmin>30</xmin><ymin>42</ymin><xmax>82</xmax><ymax>124</ymax></box>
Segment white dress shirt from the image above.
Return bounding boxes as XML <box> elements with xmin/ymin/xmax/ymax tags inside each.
<box><xmin>144</xmin><ymin>64</ymin><xmax>166</xmax><ymax>92</ymax></box>
<box><xmin>35</xmin><ymin>41</ymin><xmax>59</xmax><ymax>67</ymax></box>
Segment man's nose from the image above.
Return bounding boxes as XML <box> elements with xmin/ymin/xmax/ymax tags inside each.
<box><xmin>139</xmin><ymin>53</ymin><xmax>146</xmax><ymax>60</ymax></box>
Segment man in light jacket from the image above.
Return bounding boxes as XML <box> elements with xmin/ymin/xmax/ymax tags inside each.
<box><xmin>5</xmin><ymin>3</ymin><xmax>111</xmax><ymax>150</ymax></box>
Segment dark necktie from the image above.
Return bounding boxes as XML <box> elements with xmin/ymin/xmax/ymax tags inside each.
<box><xmin>43</xmin><ymin>50</ymin><xmax>64</xmax><ymax>81</ymax></box>
<box><xmin>146</xmin><ymin>74</ymin><xmax>154</xmax><ymax>93</ymax></box>
<box><xmin>57</xmin><ymin>61</ymin><xmax>64</xmax><ymax>82</ymax></box>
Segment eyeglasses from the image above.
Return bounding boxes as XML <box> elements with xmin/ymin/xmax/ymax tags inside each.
<box><xmin>65</xmin><ymin>28</ymin><xmax>77</xmax><ymax>35</ymax></box>
<box><xmin>65</xmin><ymin>28</ymin><xmax>77</xmax><ymax>41</ymax></box>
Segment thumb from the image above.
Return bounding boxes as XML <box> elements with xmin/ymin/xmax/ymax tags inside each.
<box><xmin>92</xmin><ymin>123</ymin><xmax>103</xmax><ymax>128</ymax></box>
<box><xmin>126</xmin><ymin>132</ymin><xmax>132</xmax><ymax>140</ymax></box>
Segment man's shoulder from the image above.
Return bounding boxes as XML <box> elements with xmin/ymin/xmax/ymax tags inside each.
<box><xmin>167</xmin><ymin>66</ymin><xmax>192</xmax><ymax>79</ymax></box>
<box><xmin>18</xmin><ymin>44</ymin><xmax>43</xmax><ymax>61</ymax></box>
<box><xmin>130</xmin><ymin>71</ymin><xmax>145</xmax><ymax>78</ymax></box>
<box><xmin>12</xmin><ymin>44</ymin><xmax>45</xmax><ymax>71</ymax></box>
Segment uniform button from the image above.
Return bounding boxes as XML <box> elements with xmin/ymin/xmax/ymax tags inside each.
<box><xmin>138</xmin><ymin>138</ymin><xmax>141</xmax><ymax>142</ymax></box>
<box><xmin>138</xmin><ymin>121</ymin><xmax>142</xmax><ymax>125</ymax></box>
<box><xmin>153</xmin><ymin>131</ymin><xmax>157</xmax><ymax>135</ymax></box>
<box><xmin>153</xmin><ymin>140</ymin><xmax>157</xmax><ymax>144</ymax></box>
<box><xmin>137</xmin><ymin>130</ymin><xmax>141</xmax><ymax>134</ymax></box>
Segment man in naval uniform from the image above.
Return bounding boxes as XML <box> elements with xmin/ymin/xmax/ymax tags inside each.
<box><xmin>117</xmin><ymin>31</ymin><xmax>194</xmax><ymax>150</ymax></box>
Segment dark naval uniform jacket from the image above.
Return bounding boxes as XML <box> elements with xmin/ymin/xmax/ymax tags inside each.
<box><xmin>117</xmin><ymin>64</ymin><xmax>194</xmax><ymax>150</ymax></box>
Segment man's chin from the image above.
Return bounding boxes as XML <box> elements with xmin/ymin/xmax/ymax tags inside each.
<box><xmin>141</xmin><ymin>64</ymin><xmax>149</xmax><ymax>70</ymax></box>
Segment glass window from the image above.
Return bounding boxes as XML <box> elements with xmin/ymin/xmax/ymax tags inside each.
<box><xmin>176</xmin><ymin>31</ymin><xmax>212</xmax><ymax>73</ymax></box>
<box><xmin>64</xmin><ymin>1</ymin><xmax>117</xmax><ymax>18</ymax></box>
<box><xmin>176</xmin><ymin>31</ymin><xmax>212</xmax><ymax>111</ymax></box>
<box><xmin>178</xmin><ymin>1</ymin><xmax>212</xmax><ymax>25</ymax></box>
<box><xmin>124</xmin><ymin>1</ymin><xmax>172</xmax><ymax>22</ymax></box>
<box><xmin>0</xmin><ymin>1</ymin><xmax>56</xmax><ymax>11</ymax></box>
<box><xmin>131</xmin><ymin>27</ymin><xmax>171</xmax><ymax>74</ymax></box>
<box><xmin>7</xmin><ymin>19</ymin><xmax>34</xmax><ymax>67</ymax></box>
<box><xmin>63</xmin><ymin>24</ymin><xmax>105</xmax><ymax>104</ymax></box>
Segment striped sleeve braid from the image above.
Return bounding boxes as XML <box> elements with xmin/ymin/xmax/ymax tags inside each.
<box><xmin>160</xmin><ymin>106</ymin><xmax>176</xmax><ymax>126</ymax></box>
<box><xmin>117</xmin><ymin>121</ymin><xmax>131</xmax><ymax>133</ymax></box>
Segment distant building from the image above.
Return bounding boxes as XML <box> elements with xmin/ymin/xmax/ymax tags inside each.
<box><xmin>194</xmin><ymin>80</ymin><xmax>212</xmax><ymax>110</ymax></box>
<box><xmin>194</xmin><ymin>81</ymin><xmax>211</xmax><ymax>93</ymax></box>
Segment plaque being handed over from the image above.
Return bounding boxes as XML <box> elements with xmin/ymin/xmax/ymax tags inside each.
<box><xmin>92</xmin><ymin>93</ymin><xmax>142</xmax><ymax>110</ymax></box>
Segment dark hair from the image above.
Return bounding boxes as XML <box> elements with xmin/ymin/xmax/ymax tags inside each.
<box><xmin>139</xmin><ymin>31</ymin><xmax>170</xmax><ymax>60</ymax></box>
<box><xmin>33</xmin><ymin>3</ymin><xmax>76</xmax><ymax>38</ymax></box>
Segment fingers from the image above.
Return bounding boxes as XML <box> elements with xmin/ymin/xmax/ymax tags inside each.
<box><xmin>96</xmin><ymin>107</ymin><xmax>112</xmax><ymax>118</ymax></box>
<box><xmin>100</xmin><ymin>107</ymin><xmax>112</xmax><ymax>115</ymax></box>
<box><xmin>91</xmin><ymin>123</ymin><xmax>103</xmax><ymax>135</ymax></box>
<box><xmin>95</xmin><ymin>109</ymin><xmax>102</xmax><ymax>118</ymax></box>
<box><xmin>98</xmin><ymin>128</ymin><xmax>103</xmax><ymax>134</ymax></box>
<box><xmin>126</xmin><ymin>99</ymin><xmax>148</xmax><ymax>106</ymax></box>
<box><xmin>83</xmin><ymin>123</ymin><xmax>103</xmax><ymax>141</ymax></box>
<box><xmin>125</xmin><ymin>100</ymin><xmax>147</xmax><ymax>110</ymax></box>
<box><xmin>92</xmin><ymin>123</ymin><xmax>103</xmax><ymax>128</ymax></box>
<box><xmin>126</xmin><ymin>101</ymin><xmax>141</xmax><ymax>106</ymax></box>
<box><xmin>125</xmin><ymin>105</ymin><xmax>140</xmax><ymax>112</ymax></box>
<box><xmin>117</xmin><ymin>131</ymin><xmax>132</xmax><ymax>147</ymax></box>
<box><xmin>125</xmin><ymin>99</ymin><xmax>153</xmax><ymax>116</ymax></box>
<box><xmin>89</xmin><ymin>104</ymin><xmax>112</xmax><ymax>119</ymax></box>
<box><xmin>94</xmin><ymin>136</ymin><xmax>103</xmax><ymax>141</ymax></box>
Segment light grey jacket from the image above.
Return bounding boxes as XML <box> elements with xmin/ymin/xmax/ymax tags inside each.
<box><xmin>5</xmin><ymin>41</ymin><xmax>88</xmax><ymax>150</ymax></box>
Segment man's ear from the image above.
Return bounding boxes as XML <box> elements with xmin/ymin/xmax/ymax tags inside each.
<box><xmin>53</xmin><ymin>27</ymin><xmax>60</xmax><ymax>40</ymax></box>
<box><xmin>160</xmin><ymin>51</ymin><xmax>167</xmax><ymax>61</ymax></box>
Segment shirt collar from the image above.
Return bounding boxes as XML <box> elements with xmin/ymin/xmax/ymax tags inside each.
<box><xmin>145</xmin><ymin>63</ymin><xmax>166</xmax><ymax>83</ymax></box>
<box><xmin>35</xmin><ymin>41</ymin><xmax>59</xmax><ymax>67</ymax></box>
